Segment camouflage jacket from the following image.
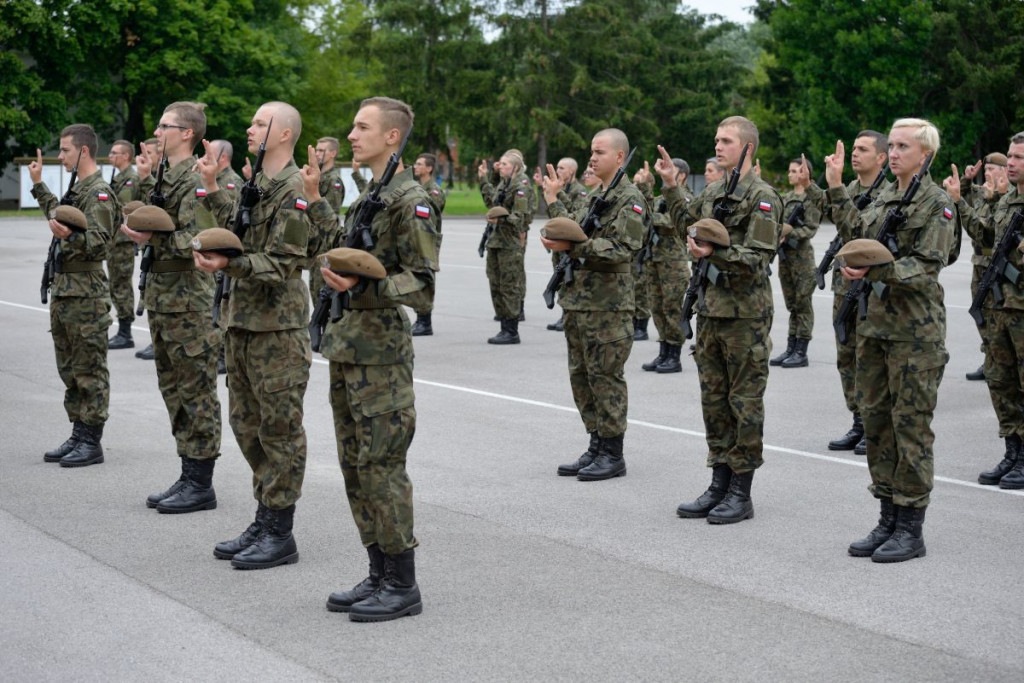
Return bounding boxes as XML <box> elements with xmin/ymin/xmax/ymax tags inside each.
<box><xmin>665</xmin><ymin>170</ymin><xmax>782</xmax><ymax>319</ymax></box>
<box><xmin>485</xmin><ymin>171</ymin><xmax>535</xmax><ymax>249</ymax></box>
<box><xmin>828</xmin><ymin>175</ymin><xmax>955</xmax><ymax>341</ymax></box>
<box><xmin>557</xmin><ymin>179</ymin><xmax>591</xmax><ymax>216</ymax></box>
<box><xmin>547</xmin><ymin>178</ymin><xmax>647</xmax><ymax>312</ymax></box>
<box><xmin>110</xmin><ymin>167</ymin><xmax>142</xmax><ymax>244</ymax></box>
<box><xmin>353</xmin><ymin>169</ymin><xmax>368</xmax><ymax>194</ymax></box>
<box><xmin>959</xmin><ymin>183</ymin><xmax>1002</xmax><ymax>268</ymax></box>
<box><xmin>825</xmin><ymin>177</ymin><xmax>892</xmax><ymax>294</ymax></box>
<box><xmin>637</xmin><ymin>180</ymin><xmax>690</xmax><ymax>263</ymax></box>
<box><xmin>422</xmin><ymin>178</ymin><xmax>446</xmax><ymax>229</ymax></box>
<box><xmin>216</xmin><ymin>166</ymin><xmax>244</xmax><ymax>206</ymax></box>
<box><xmin>32</xmin><ymin>171</ymin><xmax>116</xmax><ymax>299</ymax></box>
<box><xmin>320</xmin><ymin>166</ymin><xmax>346</xmax><ymax>214</ymax></box>
<box><xmin>145</xmin><ymin>157</ymin><xmax>216</xmax><ymax>313</ymax></box>
<box><xmin>204</xmin><ymin>160</ymin><xmax>336</xmax><ymax>331</ymax></box>
<box><xmin>960</xmin><ymin>185</ymin><xmax>1024</xmax><ymax>311</ymax></box>
<box><xmin>778</xmin><ymin>184</ymin><xmax>823</xmax><ymax>260</ymax></box>
<box><xmin>320</xmin><ymin>167</ymin><xmax>439</xmax><ymax>365</ymax></box>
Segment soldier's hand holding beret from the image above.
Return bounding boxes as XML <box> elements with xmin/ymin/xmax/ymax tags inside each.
<box><xmin>53</xmin><ymin>206</ymin><xmax>88</xmax><ymax>233</ymax></box>
<box><xmin>687</xmin><ymin>218</ymin><xmax>731</xmax><ymax>247</ymax></box>
<box><xmin>836</xmin><ymin>238</ymin><xmax>895</xmax><ymax>268</ymax></box>
<box><xmin>192</xmin><ymin>228</ymin><xmax>244</xmax><ymax>258</ymax></box>
<box><xmin>540</xmin><ymin>217</ymin><xmax>588</xmax><ymax>243</ymax></box>
<box><xmin>122</xmin><ymin>200</ymin><xmax>146</xmax><ymax>217</ymax></box>
<box><xmin>485</xmin><ymin>206</ymin><xmax>509</xmax><ymax>224</ymax></box>
<box><xmin>318</xmin><ymin>248</ymin><xmax>387</xmax><ymax>280</ymax></box>
<box><xmin>126</xmin><ymin>205</ymin><xmax>175</xmax><ymax>233</ymax></box>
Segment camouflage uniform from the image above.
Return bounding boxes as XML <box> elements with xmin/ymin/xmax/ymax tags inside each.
<box><xmin>547</xmin><ymin>180</ymin><xmax>646</xmax><ymax>439</ymax></box>
<box><xmin>216</xmin><ymin>166</ymin><xmax>244</xmax><ymax>205</ymax></box>
<box><xmin>777</xmin><ymin>184</ymin><xmax>824</xmax><ymax>340</ymax></box>
<box><xmin>962</xmin><ymin>183</ymin><xmax>998</xmax><ymax>363</ymax></box>
<box><xmin>415</xmin><ymin>179</ymin><xmax>446</xmax><ymax>316</ymax></box>
<box><xmin>665</xmin><ymin>171</ymin><xmax>782</xmax><ymax>472</ymax></box>
<box><xmin>553</xmin><ymin>180</ymin><xmax>590</xmax><ymax>268</ymax></box>
<box><xmin>309</xmin><ymin>166</ymin><xmax>345</xmax><ymax>306</ymax></box>
<box><xmin>144</xmin><ymin>158</ymin><xmax>221</xmax><ymax>461</ymax></box>
<box><xmin>204</xmin><ymin>161</ymin><xmax>335</xmax><ymax>510</ymax></box>
<box><xmin>637</xmin><ymin>180</ymin><xmax>692</xmax><ymax>345</ymax></box>
<box><xmin>320</xmin><ymin>167</ymin><xmax>438</xmax><ymax>553</ymax></box>
<box><xmin>108</xmin><ymin>167</ymin><xmax>142</xmax><ymax>321</ymax></box>
<box><xmin>828</xmin><ymin>176</ymin><xmax>954</xmax><ymax>507</ymax></box>
<box><xmin>32</xmin><ymin>172</ymin><xmax>116</xmax><ymax>428</ymax></box>
<box><xmin>480</xmin><ymin>172</ymin><xmax>533</xmax><ymax>320</ymax></box>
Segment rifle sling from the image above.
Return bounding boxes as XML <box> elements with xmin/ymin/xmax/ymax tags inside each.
<box><xmin>56</xmin><ymin>261</ymin><xmax>103</xmax><ymax>273</ymax></box>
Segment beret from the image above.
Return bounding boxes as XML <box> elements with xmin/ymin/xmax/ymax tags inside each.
<box><xmin>687</xmin><ymin>218</ymin><xmax>731</xmax><ymax>247</ymax></box>
<box><xmin>985</xmin><ymin>153</ymin><xmax>1008</xmax><ymax>167</ymax></box>
<box><xmin>318</xmin><ymin>248</ymin><xmax>387</xmax><ymax>280</ymax></box>
<box><xmin>53</xmin><ymin>205</ymin><xmax>88</xmax><ymax>232</ymax></box>
<box><xmin>541</xmin><ymin>217</ymin><xmax>588</xmax><ymax>243</ymax></box>
<box><xmin>485</xmin><ymin>206</ymin><xmax>509</xmax><ymax>221</ymax></box>
<box><xmin>123</xmin><ymin>200</ymin><xmax>146</xmax><ymax>216</ymax></box>
<box><xmin>836</xmin><ymin>238</ymin><xmax>895</xmax><ymax>268</ymax></box>
<box><xmin>126</xmin><ymin>205</ymin><xmax>175</xmax><ymax>233</ymax></box>
<box><xmin>191</xmin><ymin>228</ymin><xmax>243</xmax><ymax>258</ymax></box>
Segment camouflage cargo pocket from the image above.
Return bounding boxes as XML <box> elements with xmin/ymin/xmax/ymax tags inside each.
<box><xmin>351</xmin><ymin>363</ymin><xmax>415</xmax><ymax>418</ymax></box>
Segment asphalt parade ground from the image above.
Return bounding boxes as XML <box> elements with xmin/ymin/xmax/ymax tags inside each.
<box><xmin>1</xmin><ymin>214</ymin><xmax>1022</xmax><ymax>682</ymax></box>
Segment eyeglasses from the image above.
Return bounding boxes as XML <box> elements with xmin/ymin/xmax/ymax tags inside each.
<box><xmin>156</xmin><ymin>123</ymin><xmax>188</xmax><ymax>131</ymax></box>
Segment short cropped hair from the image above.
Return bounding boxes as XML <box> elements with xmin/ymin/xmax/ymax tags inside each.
<box><xmin>163</xmin><ymin>101</ymin><xmax>207</xmax><ymax>146</ymax></box>
<box><xmin>111</xmin><ymin>139</ymin><xmax>134</xmax><ymax>155</ymax></box>
<box><xmin>361</xmin><ymin>97</ymin><xmax>414</xmax><ymax>139</ymax></box>
<box><xmin>594</xmin><ymin>128</ymin><xmax>629</xmax><ymax>154</ymax></box>
<box><xmin>417</xmin><ymin>153</ymin><xmax>436</xmax><ymax>171</ymax></box>
<box><xmin>718</xmin><ymin>116</ymin><xmax>759</xmax><ymax>156</ymax></box>
<box><xmin>890</xmin><ymin>118</ymin><xmax>940</xmax><ymax>154</ymax></box>
<box><xmin>317</xmin><ymin>136</ymin><xmax>339</xmax><ymax>152</ymax></box>
<box><xmin>672</xmin><ymin>158</ymin><xmax>690</xmax><ymax>176</ymax></box>
<box><xmin>61</xmin><ymin>124</ymin><xmax>98</xmax><ymax>158</ymax></box>
<box><xmin>856</xmin><ymin>130</ymin><xmax>888</xmax><ymax>156</ymax></box>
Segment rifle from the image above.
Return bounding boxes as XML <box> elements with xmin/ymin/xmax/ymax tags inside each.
<box><xmin>136</xmin><ymin>244</ymin><xmax>154</xmax><ymax>316</ymax></box>
<box><xmin>678</xmin><ymin>143</ymin><xmax>749</xmax><ymax>339</ymax></box>
<box><xmin>41</xmin><ymin>148</ymin><xmax>83</xmax><ymax>304</ymax></box>
<box><xmin>478</xmin><ymin>183</ymin><xmax>507</xmax><ymax>257</ymax></box>
<box><xmin>815</xmin><ymin>164</ymin><xmax>889</xmax><ymax>289</ymax></box>
<box><xmin>833</xmin><ymin>154</ymin><xmax>933</xmax><ymax>344</ymax></box>
<box><xmin>212</xmin><ymin>118</ymin><xmax>272</xmax><ymax>327</ymax></box>
<box><xmin>542</xmin><ymin>147</ymin><xmax>637</xmax><ymax>309</ymax></box>
<box><xmin>149</xmin><ymin>139</ymin><xmax>168</xmax><ymax>208</ymax></box>
<box><xmin>776</xmin><ymin>203</ymin><xmax>805</xmax><ymax>263</ymax></box>
<box><xmin>968</xmin><ymin>208</ymin><xmax>1024</xmax><ymax>327</ymax></box>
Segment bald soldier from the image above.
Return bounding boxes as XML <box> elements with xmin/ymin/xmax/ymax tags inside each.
<box><xmin>542</xmin><ymin>128</ymin><xmax>647</xmax><ymax>480</ymax></box>
<box><xmin>106</xmin><ymin>139</ymin><xmax>144</xmax><ymax>350</ymax></box>
<box><xmin>195</xmin><ymin>101</ymin><xmax>337</xmax><ymax>569</ymax></box>
<box><xmin>211</xmin><ymin>140</ymin><xmax>244</xmax><ymax>205</ymax></box>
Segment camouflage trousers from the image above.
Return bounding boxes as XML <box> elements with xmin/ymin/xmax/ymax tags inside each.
<box><xmin>563</xmin><ymin>310</ymin><xmax>633</xmax><ymax>438</ymax></box>
<box><xmin>833</xmin><ymin>291</ymin><xmax>858</xmax><ymax>414</ymax></box>
<box><xmin>972</xmin><ymin>265</ymin><xmax>989</xmax><ymax>354</ymax></box>
<box><xmin>696</xmin><ymin>316</ymin><xmax>772</xmax><ymax>472</ymax></box>
<box><xmin>225</xmin><ymin>327</ymin><xmax>311</xmax><ymax>510</ymax></box>
<box><xmin>486</xmin><ymin>247</ymin><xmax>524</xmax><ymax>319</ymax></box>
<box><xmin>106</xmin><ymin>240</ymin><xmax>136</xmax><ymax>322</ymax></box>
<box><xmin>646</xmin><ymin>257</ymin><xmax>690</xmax><ymax>345</ymax></box>
<box><xmin>778</xmin><ymin>245</ymin><xmax>816</xmax><ymax>339</ymax></box>
<box><xmin>982</xmin><ymin>307</ymin><xmax>1024</xmax><ymax>438</ymax></box>
<box><xmin>51</xmin><ymin>296</ymin><xmax>111</xmax><ymax>426</ymax></box>
<box><xmin>856</xmin><ymin>336</ymin><xmax>947</xmax><ymax>508</ymax></box>
<box><xmin>634</xmin><ymin>266</ymin><xmax>651</xmax><ymax>320</ymax></box>
<box><xmin>329</xmin><ymin>361</ymin><xmax>418</xmax><ymax>555</ymax></box>
<box><xmin>150</xmin><ymin>310</ymin><xmax>222</xmax><ymax>460</ymax></box>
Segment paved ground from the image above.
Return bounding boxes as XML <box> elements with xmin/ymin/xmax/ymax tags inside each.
<box><xmin>1</xmin><ymin>214</ymin><xmax>1021</xmax><ymax>682</ymax></box>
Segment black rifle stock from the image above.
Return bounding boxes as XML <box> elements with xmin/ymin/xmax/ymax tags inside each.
<box><xmin>776</xmin><ymin>203</ymin><xmax>805</xmax><ymax>263</ymax></box>
<box><xmin>815</xmin><ymin>164</ymin><xmax>888</xmax><ymax>289</ymax></box>
<box><xmin>477</xmin><ymin>184</ymin><xmax>505</xmax><ymax>258</ymax></box>
<box><xmin>41</xmin><ymin>149</ymin><xmax>83</xmax><ymax>304</ymax></box>
<box><xmin>968</xmin><ymin>208</ymin><xmax>1024</xmax><ymax>327</ymax></box>
<box><xmin>542</xmin><ymin>147</ymin><xmax>636</xmax><ymax>309</ymax></box>
<box><xmin>833</xmin><ymin>156</ymin><xmax>932</xmax><ymax>344</ymax></box>
<box><xmin>136</xmin><ymin>245</ymin><xmax>153</xmax><ymax>316</ymax></box>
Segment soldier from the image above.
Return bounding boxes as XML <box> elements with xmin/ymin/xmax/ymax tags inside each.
<box><xmin>668</xmin><ymin>116</ymin><xmax>782</xmax><ymax>524</ymax></box>
<box><xmin>318</xmin><ymin>96</ymin><xmax>435</xmax><ymax>622</ymax></box>
<box><xmin>704</xmin><ymin>158</ymin><xmax>725</xmax><ymax>185</ymax></box>
<box><xmin>636</xmin><ymin>156</ymin><xmax>693</xmax><ymax>374</ymax></box>
<box><xmin>408</xmin><ymin>152</ymin><xmax>446</xmax><ymax>336</ymax></box>
<box><xmin>211</xmin><ymin>140</ymin><xmax>244</xmax><ymax>205</ymax></box>
<box><xmin>825</xmin><ymin>131</ymin><xmax>889</xmax><ymax>456</ymax></box>
<box><xmin>826</xmin><ymin>118</ymin><xmax>954</xmax><ymax>562</ymax></box>
<box><xmin>478</xmin><ymin>150</ymin><xmax>534</xmax><ymax>343</ymax></box>
<box><xmin>194</xmin><ymin>101</ymin><xmax>336</xmax><ymax>569</ymax></box>
<box><xmin>106</xmin><ymin>139</ymin><xmax>143</xmax><ymax>350</ymax></box>
<box><xmin>121</xmin><ymin>102</ymin><xmax>223</xmax><ymax>514</ymax></box>
<box><xmin>307</xmin><ymin>137</ymin><xmax>346</xmax><ymax>309</ymax></box>
<box><xmin>539</xmin><ymin>158</ymin><xmax>589</xmax><ymax>332</ymax></box>
<box><xmin>29</xmin><ymin>124</ymin><xmax>116</xmax><ymax>467</ymax></box>
<box><xmin>771</xmin><ymin>155</ymin><xmax>824</xmax><ymax>369</ymax></box>
<box><xmin>949</xmin><ymin>135</ymin><xmax>1024</xmax><ymax>489</ymax></box>
<box><xmin>133</xmin><ymin>137</ymin><xmax>164</xmax><ymax>362</ymax></box>
<box><xmin>542</xmin><ymin>128</ymin><xmax>646</xmax><ymax>481</ymax></box>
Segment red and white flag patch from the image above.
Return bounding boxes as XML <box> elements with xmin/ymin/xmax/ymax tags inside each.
<box><xmin>97</xmin><ymin>192</ymin><xmax>109</xmax><ymax>201</ymax></box>
<box><xmin>125</xmin><ymin>180</ymin><xmax>133</xmax><ymax>187</ymax></box>
<box><xmin>943</xmin><ymin>207</ymin><xmax>953</xmax><ymax>219</ymax></box>
<box><xmin>631</xmin><ymin>204</ymin><xmax>644</xmax><ymax>214</ymax></box>
<box><xmin>517</xmin><ymin>190</ymin><xmax>525</xmax><ymax>197</ymax></box>
<box><xmin>195</xmin><ymin>188</ymin><xmax>207</xmax><ymax>198</ymax></box>
<box><xmin>758</xmin><ymin>201</ymin><xmax>772</xmax><ymax>212</ymax></box>
<box><xmin>333</xmin><ymin>181</ymin><xmax>342</xmax><ymax>189</ymax></box>
<box><xmin>226</xmin><ymin>183</ymin><xmax>236</xmax><ymax>190</ymax></box>
<box><xmin>294</xmin><ymin>198</ymin><xmax>308</xmax><ymax>211</ymax></box>
<box><xmin>415</xmin><ymin>204</ymin><xmax>431</xmax><ymax>218</ymax></box>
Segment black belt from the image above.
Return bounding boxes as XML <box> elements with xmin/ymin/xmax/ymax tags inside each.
<box><xmin>56</xmin><ymin>261</ymin><xmax>102</xmax><ymax>273</ymax></box>
<box><xmin>151</xmin><ymin>259</ymin><xmax>195</xmax><ymax>273</ymax></box>
<box><xmin>579</xmin><ymin>261</ymin><xmax>630</xmax><ymax>274</ymax></box>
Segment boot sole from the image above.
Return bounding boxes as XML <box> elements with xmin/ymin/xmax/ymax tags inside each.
<box><xmin>847</xmin><ymin>545</ymin><xmax>881</xmax><ymax>557</ymax></box>
<box><xmin>577</xmin><ymin>469</ymin><xmax>626</xmax><ymax>481</ymax></box>
<box><xmin>998</xmin><ymin>480</ymin><xmax>1024</xmax><ymax>490</ymax></box>
<box><xmin>213</xmin><ymin>548</ymin><xmax>242</xmax><ymax>560</ymax></box>
<box><xmin>871</xmin><ymin>547</ymin><xmax>926</xmax><ymax>563</ymax></box>
<box><xmin>156</xmin><ymin>499</ymin><xmax>218</xmax><ymax>514</ymax></box>
<box><xmin>655</xmin><ymin>367</ymin><xmax>682</xmax><ymax>374</ymax></box>
<box><xmin>556</xmin><ymin>468</ymin><xmax>580</xmax><ymax>476</ymax></box>
<box><xmin>231</xmin><ymin>552</ymin><xmax>299</xmax><ymax>570</ymax></box>
<box><xmin>326</xmin><ymin>601</ymin><xmax>354</xmax><ymax>613</ymax></box>
<box><xmin>827</xmin><ymin>443</ymin><xmax>858</xmax><ymax>451</ymax></box>
<box><xmin>349</xmin><ymin>602</ymin><xmax>423</xmax><ymax>622</ymax></box>
<box><xmin>707</xmin><ymin>509</ymin><xmax>754</xmax><ymax>524</ymax></box>
<box><xmin>44</xmin><ymin>453</ymin><xmax>72</xmax><ymax>463</ymax></box>
<box><xmin>59</xmin><ymin>456</ymin><xmax>104</xmax><ymax>468</ymax></box>
<box><xmin>977</xmin><ymin>476</ymin><xmax>1002</xmax><ymax>486</ymax></box>
<box><xmin>676</xmin><ymin>509</ymin><xmax>711</xmax><ymax>518</ymax></box>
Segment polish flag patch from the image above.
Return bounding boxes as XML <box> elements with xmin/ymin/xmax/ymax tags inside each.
<box><xmin>415</xmin><ymin>204</ymin><xmax>431</xmax><ymax>218</ymax></box>
<box><xmin>294</xmin><ymin>198</ymin><xmax>308</xmax><ymax>211</ymax></box>
<box><xmin>517</xmin><ymin>190</ymin><xmax>525</xmax><ymax>197</ymax></box>
<box><xmin>97</xmin><ymin>192</ymin><xmax>109</xmax><ymax>201</ymax></box>
<box><xmin>631</xmin><ymin>204</ymin><xmax>644</xmax><ymax>214</ymax></box>
<box><xmin>758</xmin><ymin>201</ymin><xmax>772</xmax><ymax>212</ymax></box>
<box><xmin>195</xmin><ymin>188</ymin><xmax>207</xmax><ymax>198</ymax></box>
<box><xmin>125</xmin><ymin>180</ymin><xmax>133</xmax><ymax>187</ymax></box>
<box><xmin>226</xmin><ymin>183</ymin><xmax>236</xmax><ymax>190</ymax></box>
<box><xmin>333</xmin><ymin>181</ymin><xmax>342</xmax><ymax>189</ymax></box>
<box><xmin>943</xmin><ymin>207</ymin><xmax>953</xmax><ymax>219</ymax></box>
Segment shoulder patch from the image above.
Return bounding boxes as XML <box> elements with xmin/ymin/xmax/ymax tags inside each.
<box><xmin>580</xmin><ymin>191</ymin><xmax>588</xmax><ymax>196</ymax></box>
<box><xmin>226</xmin><ymin>183</ymin><xmax>236</xmax><ymax>190</ymax></box>
<box><xmin>294</xmin><ymin>198</ymin><xmax>308</xmax><ymax>211</ymax></box>
<box><xmin>97</xmin><ymin>191</ymin><xmax>109</xmax><ymax>201</ymax></box>
<box><xmin>631</xmin><ymin>203</ymin><xmax>644</xmax><ymax>214</ymax></box>
<box><xmin>415</xmin><ymin>204</ymin><xmax>431</xmax><ymax>218</ymax></box>
<box><xmin>125</xmin><ymin>180</ymin><xmax>133</xmax><ymax>187</ymax></box>
<box><xmin>333</xmin><ymin>181</ymin><xmax>342</xmax><ymax>189</ymax></box>
<box><xmin>521</xmin><ymin>178</ymin><xmax>529</xmax><ymax>185</ymax></box>
<box><xmin>195</xmin><ymin>188</ymin><xmax>207</xmax><ymax>198</ymax></box>
<box><xmin>758</xmin><ymin>200</ymin><xmax>772</xmax><ymax>212</ymax></box>
<box><xmin>430</xmin><ymin>189</ymin><xmax>440</xmax><ymax>196</ymax></box>
<box><xmin>943</xmin><ymin>206</ymin><xmax>953</xmax><ymax>220</ymax></box>
<box><xmin>516</xmin><ymin>190</ymin><xmax>525</xmax><ymax>197</ymax></box>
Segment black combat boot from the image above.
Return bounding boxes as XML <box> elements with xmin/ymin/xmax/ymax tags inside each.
<box><xmin>546</xmin><ymin>314</ymin><xmax>564</xmax><ymax>331</ymax></box>
<box><xmin>157</xmin><ymin>457</ymin><xmax>217</xmax><ymax>513</ymax></box>
<box><xmin>656</xmin><ymin>344</ymin><xmax>683</xmax><ymax>374</ymax></box>
<box><xmin>488</xmin><ymin>318</ymin><xmax>520</xmax><ymax>345</ymax></box>
<box><xmin>966</xmin><ymin>364</ymin><xmax>985</xmax><ymax>381</ymax></box>
<box><xmin>828</xmin><ymin>414</ymin><xmax>863</xmax><ymax>451</ymax></box>
<box><xmin>770</xmin><ymin>336</ymin><xmax>795</xmax><ymax>366</ymax></box>
<box><xmin>998</xmin><ymin>437</ymin><xmax>1024</xmax><ymax>489</ymax></box>
<box><xmin>45</xmin><ymin>421</ymin><xmax>84</xmax><ymax>463</ymax></box>
<box><xmin>781</xmin><ymin>338</ymin><xmax>809</xmax><ymax>368</ymax></box>
<box><xmin>848</xmin><ymin>498</ymin><xmax>896</xmax><ymax>557</ymax></box>
<box><xmin>677</xmin><ymin>465</ymin><xmax>732</xmax><ymax>518</ymax></box>
<box><xmin>108</xmin><ymin>319</ymin><xmax>135</xmax><ymax>350</ymax></box>
<box><xmin>707</xmin><ymin>469</ymin><xmax>754</xmax><ymax>524</ymax></box>
<box><xmin>146</xmin><ymin>455</ymin><xmax>188</xmax><ymax>508</ymax></box>
<box><xmin>327</xmin><ymin>544</ymin><xmax>385</xmax><ymax>613</ymax></box>
<box><xmin>411</xmin><ymin>313</ymin><xmax>433</xmax><ymax>337</ymax></box>
<box><xmin>642</xmin><ymin>342</ymin><xmax>667</xmax><ymax>371</ymax></box>
<box><xmin>871</xmin><ymin>505</ymin><xmax>926</xmax><ymax>563</ymax></box>
<box><xmin>854</xmin><ymin>436</ymin><xmax>867</xmax><ymax>455</ymax></box>
<box><xmin>214</xmin><ymin>503</ymin><xmax>267</xmax><ymax>560</ymax></box>
<box><xmin>557</xmin><ymin>433</ymin><xmax>600</xmax><ymax>476</ymax></box>
<box><xmin>135</xmin><ymin>343</ymin><xmax>155</xmax><ymax>360</ymax></box>
<box><xmin>231</xmin><ymin>504</ymin><xmax>299</xmax><ymax>569</ymax></box>
<box><xmin>349</xmin><ymin>549</ymin><xmax>423</xmax><ymax>622</ymax></box>
<box><xmin>979</xmin><ymin>435</ymin><xmax>1021</xmax><ymax>485</ymax></box>
<box><xmin>60</xmin><ymin>423</ymin><xmax>104</xmax><ymax>467</ymax></box>
<box><xmin>577</xmin><ymin>435</ymin><xmax>626</xmax><ymax>481</ymax></box>
<box><xmin>633</xmin><ymin>317</ymin><xmax>649</xmax><ymax>341</ymax></box>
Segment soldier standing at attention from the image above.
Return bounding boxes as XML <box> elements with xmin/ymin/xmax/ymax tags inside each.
<box><xmin>106</xmin><ymin>139</ymin><xmax>143</xmax><ymax>350</ymax></box>
<box><xmin>29</xmin><ymin>124</ymin><xmax>116</xmax><ymax>467</ymax></box>
<box><xmin>771</xmin><ymin>155</ymin><xmax>824</xmax><ymax>369</ymax></box>
<box><xmin>319</xmin><ymin>96</ymin><xmax>435</xmax><ymax>622</ymax></box>
<box><xmin>826</xmin><ymin>118</ymin><xmax>954</xmax><ymax>562</ymax></box>
<box><xmin>542</xmin><ymin>128</ymin><xmax>646</xmax><ymax>481</ymax></box>
<box><xmin>667</xmin><ymin>117</ymin><xmax>782</xmax><ymax>524</ymax></box>
<box><xmin>121</xmin><ymin>101</ymin><xmax>223</xmax><ymax>514</ymax></box>
<box><xmin>194</xmin><ymin>101</ymin><xmax>336</xmax><ymax>569</ymax></box>
<box><xmin>408</xmin><ymin>152</ymin><xmax>446</xmax><ymax>337</ymax></box>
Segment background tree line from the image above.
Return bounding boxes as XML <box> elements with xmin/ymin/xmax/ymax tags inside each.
<box><xmin>3</xmin><ymin>0</ymin><xmax>1024</xmax><ymax>189</ymax></box>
